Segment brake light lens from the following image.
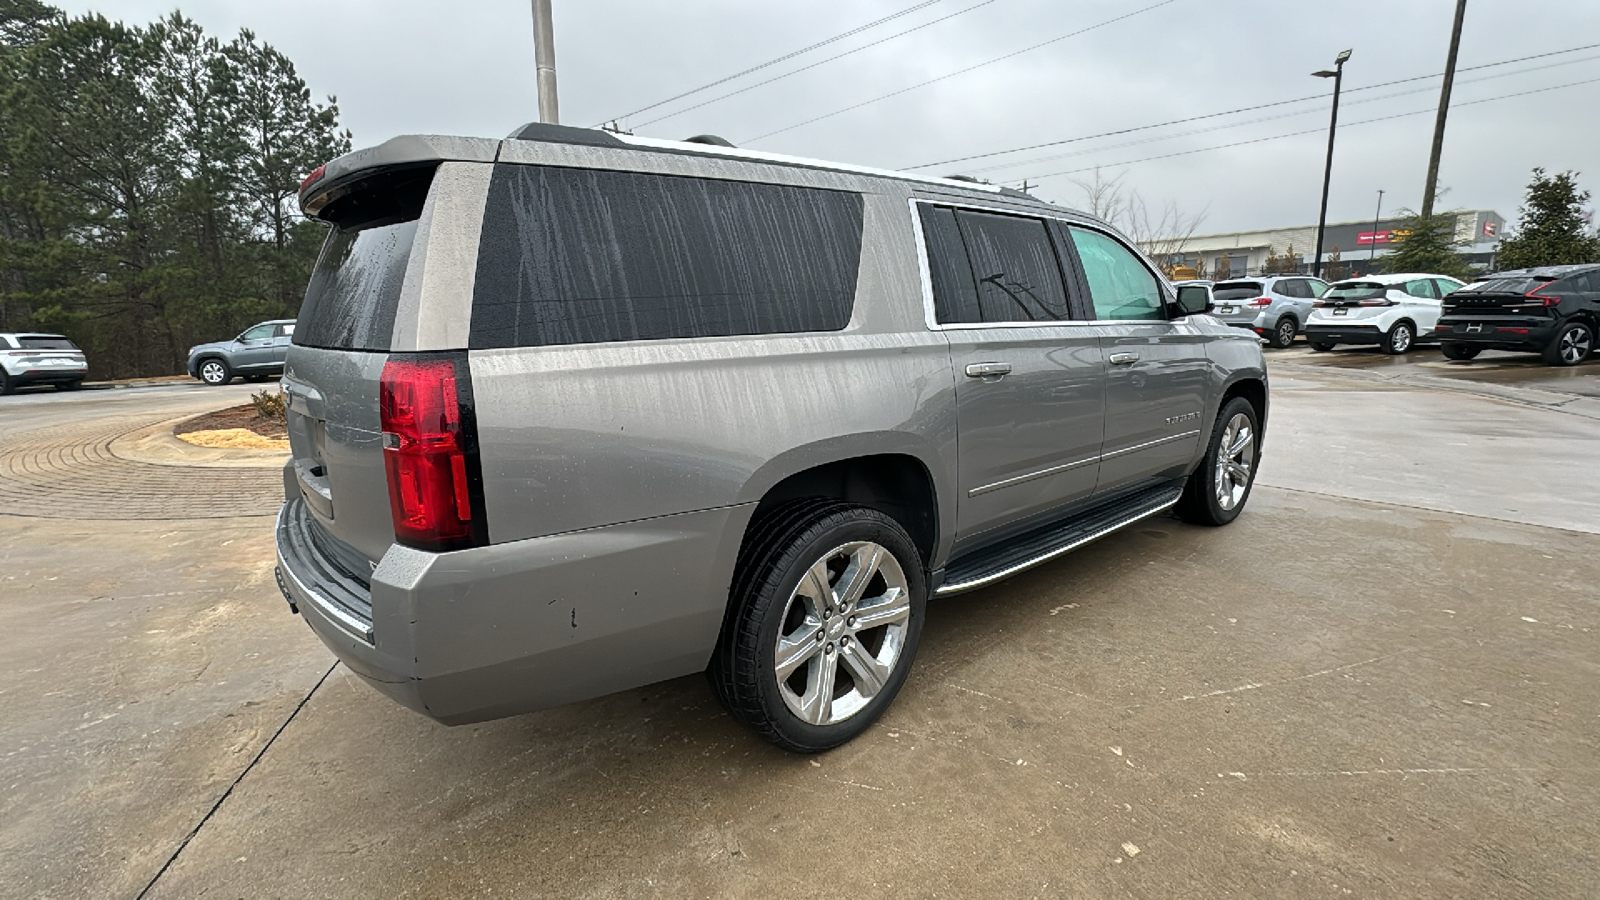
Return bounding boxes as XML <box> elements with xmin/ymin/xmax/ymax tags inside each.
<box><xmin>299</xmin><ymin>164</ymin><xmax>326</xmax><ymax>194</ymax></box>
<box><xmin>1521</xmin><ymin>284</ymin><xmax>1562</xmax><ymax>307</ymax></box>
<box><xmin>1357</xmin><ymin>298</ymin><xmax>1394</xmax><ymax>307</ymax></box>
<box><xmin>1248</xmin><ymin>297</ymin><xmax>1273</xmax><ymax>307</ymax></box>
<box><xmin>379</xmin><ymin>357</ymin><xmax>484</xmax><ymax>552</ymax></box>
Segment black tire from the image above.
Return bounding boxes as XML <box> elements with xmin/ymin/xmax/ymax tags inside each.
<box><xmin>1542</xmin><ymin>321</ymin><xmax>1593</xmax><ymax>367</ymax></box>
<box><xmin>1441</xmin><ymin>343</ymin><xmax>1480</xmax><ymax>361</ymax></box>
<box><xmin>197</xmin><ymin>357</ymin><xmax>232</xmax><ymax>385</ymax></box>
<box><xmin>1310</xmin><ymin>341</ymin><xmax>1336</xmax><ymax>352</ymax></box>
<box><xmin>0</xmin><ymin>369</ymin><xmax>13</xmax><ymax>396</ymax></box>
<box><xmin>1382</xmin><ymin>320</ymin><xmax>1415</xmax><ymax>355</ymax></box>
<box><xmin>1177</xmin><ymin>396</ymin><xmax>1260</xmax><ymax>527</ymax></box>
<box><xmin>1268</xmin><ymin>316</ymin><xmax>1297</xmax><ymax>349</ymax></box>
<box><xmin>54</xmin><ymin>379</ymin><xmax>83</xmax><ymax>392</ymax></box>
<box><xmin>709</xmin><ymin>502</ymin><xmax>927</xmax><ymax>753</ymax></box>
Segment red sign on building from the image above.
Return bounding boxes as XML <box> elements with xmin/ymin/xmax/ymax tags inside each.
<box><xmin>1357</xmin><ymin>230</ymin><xmax>1394</xmax><ymax>245</ymax></box>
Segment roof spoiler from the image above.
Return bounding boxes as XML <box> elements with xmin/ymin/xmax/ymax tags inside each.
<box><xmin>298</xmin><ymin>134</ymin><xmax>498</xmax><ymax>219</ymax></box>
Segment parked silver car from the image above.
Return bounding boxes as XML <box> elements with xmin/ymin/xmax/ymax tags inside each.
<box><xmin>1208</xmin><ymin>275</ymin><xmax>1330</xmax><ymax>348</ymax></box>
<box><xmin>186</xmin><ymin>320</ymin><xmax>296</xmax><ymax>385</ymax></box>
<box><xmin>273</xmin><ymin>124</ymin><xmax>1269</xmax><ymax>752</ymax></box>
<box><xmin>0</xmin><ymin>332</ymin><xmax>88</xmax><ymax>394</ymax></box>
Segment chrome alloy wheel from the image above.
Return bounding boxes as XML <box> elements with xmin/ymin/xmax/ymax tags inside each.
<box><xmin>1559</xmin><ymin>325</ymin><xmax>1591</xmax><ymax>364</ymax></box>
<box><xmin>1390</xmin><ymin>324</ymin><xmax>1413</xmax><ymax>352</ymax></box>
<box><xmin>1276</xmin><ymin>318</ymin><xmax>1296</xmax><ymax>346</ymax></box>
<box><xmin>1214</xmin><ymin>413</ymin><xmax>1256</xmax><ymax>511</ymax></box>
<box><xmin>200</xmin><ymin>360</ymin><xmax>227</xmax><ymax>384</ymax></box>
<box><xmin>774</xmin><ymin>541</ymin><xmax>911</xmax><ymax>726</ymax></box>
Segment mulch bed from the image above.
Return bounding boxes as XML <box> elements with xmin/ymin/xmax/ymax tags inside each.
<box><xmin>174</xmin><ymin>404</ymin><xmax>288</xmax><ymax>439</ymax></box>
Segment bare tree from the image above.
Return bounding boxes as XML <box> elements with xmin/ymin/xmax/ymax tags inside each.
<box><xmin>1070</xmin><ymin>168</ymin><xmax>1207</xmax><ymax>275</ymax></box>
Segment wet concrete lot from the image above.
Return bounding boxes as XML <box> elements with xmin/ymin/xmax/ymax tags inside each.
<box><xmin>2</xmin><ymin>356</ymin><xmax>1597</xmax><ymax>899</ymax></box>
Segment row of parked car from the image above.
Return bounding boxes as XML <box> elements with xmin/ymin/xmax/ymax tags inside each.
<box><xmin>1175</xmin><ymin>261</ymin><xmax>1600</xmax><ymax>366</ymax></box>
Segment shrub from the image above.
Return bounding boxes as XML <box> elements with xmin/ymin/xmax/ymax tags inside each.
<box><xmin>250</xmin><ymin>388</ymin><xmax>286</xmax><ymax>423</ymax></box>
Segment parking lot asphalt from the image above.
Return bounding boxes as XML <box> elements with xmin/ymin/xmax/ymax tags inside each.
<box><xmin>2</xmin><ymin>355</ymin><xmax>1597</xmax><ymax>899</ymax></box>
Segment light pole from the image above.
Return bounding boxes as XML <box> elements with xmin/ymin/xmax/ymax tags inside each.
<box><xmin>1422</xmin><ymin>0</ymin><xmax>1468</xmax><ymax>218</ymax></box>
<box><xmin>1369</xmin><ymin>188</ymin><xmax>1385</xmax><ymax>271</ymax></box>
<box><xmin>1311</xmin><ymin>49</ymin><xmax>1352</xmax><ymax>279</ymax></box>
<box><xmin>531</xmin><ymin>0</ymin><xmax>560</xmax><ymax>124</ymax></box>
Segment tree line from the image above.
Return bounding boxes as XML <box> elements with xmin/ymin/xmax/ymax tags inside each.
<box><xmin>0</xmin><ymin>0</ymin><xmax>349</xmax><ymax>378</ymax></box>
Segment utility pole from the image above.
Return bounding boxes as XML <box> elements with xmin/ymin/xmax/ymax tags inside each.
<box><xmin>1421</xmin><ymin>0</ymin><xmax>1467</xmax><ymax>218</ymax></box>
<box><xmin>1311</xmin><ymin>49</ymin><xmax>1352</xmax><ymax>279</ymax></box>
<box><xmin>1369</xmin><ymin>189</ymin><xmax>1385</xmax><ymax>267</ymax></box>
<box><xmin>531</xmin><ymin>0</ymin><xmax>560</xmax><ymax>124</ymax></box>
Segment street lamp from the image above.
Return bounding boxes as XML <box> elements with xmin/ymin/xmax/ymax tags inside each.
<box><xmin>1369</xmin><ymin>188</ymin><xmax>1385</xmax><ymax>272</ymax></box>
<box><xmin>1311</xmin><ymin>49</ymin><xmax>1352</xmax><ymax>279</ymax></box>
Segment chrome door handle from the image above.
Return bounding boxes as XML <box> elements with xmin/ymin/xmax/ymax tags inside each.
<box><xmin>964</xmin><ymin>362</ymin><xmax>1012</xmax><ymax>378</ymax></box>
<box><xmin>1108</xmin><ymin>352</ymin><xmax>1140</xmax><ymax>365</ymax></box>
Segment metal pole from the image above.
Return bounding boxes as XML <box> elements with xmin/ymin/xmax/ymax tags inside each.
<box><xmin>531</xmin><ymin>0</ymin><xmax>560</xmax><ymax>124</ymax></box>
<box><xmin>1312</xmin><ymin>59</ymin><xmax>1346</xmax><ymax>279</ymax></box>
<box><xmin>1369</xmin><ymin>189</ymin><xmax>1385</xmax><ymax>266</ymax></box>
<box><xmin>1421</xmin><ymin>0</ymin><xmax>1467</xmax><ymax>218</ymax></box>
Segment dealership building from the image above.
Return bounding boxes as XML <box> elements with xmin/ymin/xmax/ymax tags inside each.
<box><xmin>1163</xmin><ymin>209</ymin><xmax>1506</xmax><ymax>280</ymax></box>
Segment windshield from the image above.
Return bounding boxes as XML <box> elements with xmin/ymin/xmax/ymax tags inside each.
<box><xmin>1326</xmin><ymin>282</ymin><xmax>1387</xmax><ymax>300</ymax></box>
<box><xmin>1211</xmin><ymin>282</ymin><xmax>1263</xmax><ymax>302</ymax></box>
<box><xmin>18</xmin><ymin>336</ymin><xmax>78</xmax><ymax>350</ymax></box>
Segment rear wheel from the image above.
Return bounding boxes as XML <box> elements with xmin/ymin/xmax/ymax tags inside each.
<box><xmin>1382</xmin><ymin>321</ymin><xmax>1415</xmax><ymax>355</ymax></box>
<box><xmin>1177</xmin><ymin>396</ymin><xmax>1259</xmax><ymax>527</ymax></box>
<box><xmin>710</xmin><ymin>503</ymin><xmax>926</xmax><ymax>753</ymax></box>
<box><xmin>1441</xmin><ymin>343</ymin><xmax>1480</xmax><ymax>361</ymax></box>
<box><xmin>198</xmin><ymin>358</ymin><xmax>232</xmax><ymax>386</ymax></box>
<box><xmin>1543</xmin><ymin>321</ymin><xmax>1593</xmax><ymax>367</ymax></box>
<box><xmin>1269</xmin><ymin>316</ymin><xmax>1297</xmax><ymax>349</ymax></box>
<box><xmin>1310</xmin><ymin>341</ymin><xmax>1336</xmax><ymax>352</ymax></box>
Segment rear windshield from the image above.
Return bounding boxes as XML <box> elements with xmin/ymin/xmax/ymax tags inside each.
<box><xmin>18</xmin><ymin>336</ymin><xmax>78</xmax><ymax>350</ymax></box>
<box><xmin>470</xmin><ymin>165</ymin><xmax>865</xmax><ymax>349</ymax></box>
<box><xmin>1459</xmin><ymin>276</ymin><xmax>1552</xmax><ymax>294</ymax></box>
<box><xmin>1211</xmin><ymin>282</ymin><xmax>1263</xmax><ymax>302</ymax></box>
<box><xmin>293</xmin><ymin>220</ymin><xmax>417</xmax><ymax>351</ymax></box>
<box><xmin>1325</xmin><ymin>282</ymin><xmax>1387</xmax><ymax>300</ymax></box>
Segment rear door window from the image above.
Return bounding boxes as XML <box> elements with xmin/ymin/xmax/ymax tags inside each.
<box><xmin>1069</xmin><ymin>227</ymin><xmax>1164</xmax><ymax>321</ymax></box>
<box><xmin>954</xmin><ymin>210</ymin><xmax>1071</xmax><ymax>322</ymax></box>
<box><xmin>1275</xmin><ymin>279</ymin><xmax>1305</xmax><ymax>299</ymax></box>
<box><xmin>471</xmin><ymin>166</ymin><xmax>864</xmax><ymax>349</ymax></box>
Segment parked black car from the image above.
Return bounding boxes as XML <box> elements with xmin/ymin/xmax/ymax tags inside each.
<box><xmin>1435</xmin><ymin>264</ymin><xmax>1599</xmax><ymax>366</ymax></box>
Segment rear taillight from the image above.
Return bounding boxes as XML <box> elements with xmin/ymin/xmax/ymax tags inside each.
<box><xmin>1248</xmin><ymin>297</ymin><xmax>1273</xmax><ymax>307</ymax></box>
<box><xmin>1357</xmin><ymin>298</ymin><xmax>1394</xmax><ymax>307</ymax></box>
<box><xmin>1312</xmin><ymin>300</ymin><xmax>1328</xmax><ymax>308</ymax></box>
<box><xmin>1521</xmin><ymin>284</ymin><xmax>1561</xmax><ymax>307</ymax></box>
<box><xmin>299</xmin><ymin>164</ymin><xmax>326</xmax><ymax>194</ymax></box>
<box><xmin>1497</xmin><ymin>327</ymin><xmax>1531</xmax><ymax>334</ymax></box>
<box><xmin>379</xmin><ymin>356</ymin><xmax>486</xmax><ymax>552</ymax></box>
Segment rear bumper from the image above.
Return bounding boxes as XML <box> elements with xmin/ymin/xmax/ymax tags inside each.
<box><xmin>1304</xmin><ymin>323</ymin><xmax>1384</xmax><ymax>345</ymax></box>
<box><xmin>6</xmin><ymin>365</ymin><xmax>88</xmax><ymax>385</ymax></box>
<box><xmin>1433</xmin><ymin>317</ymin><xmax>1557</xmax><ymax>351</ymax></box>
<box><xmin>274</xmin><ymin>497</ymin><xmax>748</xmax><ymax>725</ymax></box>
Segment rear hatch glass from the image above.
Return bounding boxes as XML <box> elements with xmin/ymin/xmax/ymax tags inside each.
<box><xmin>18</xmin><ymin>336</ymin><xmax>79</xmax><ymax>350</ymax></box>
<box><xmin>1212</xmin><ymin>282</ymin><xmax>1264</xmax><ymax>303</ymax></box>
<box><xmin>1323</xmin><ymin>282</ymin><xmax>1387</xmax><ymax>305</ymax></box>
<box><xmin>1445</xmin><ymin>276</ymin><xmax>1558</xmax><ymax>313</ymax></box>
<box><xmin>293</xmin><ymin>220</ymin><xmax>417</xmax><ymax>352</ymax></box>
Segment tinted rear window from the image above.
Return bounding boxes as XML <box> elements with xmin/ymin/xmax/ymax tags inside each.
<box><xmin>294</xmin><ymin>220</ymin><xmax>417</xmax><ymax>351</ymax></box>
<box><xmin>470</xmin><ymin>165</ymin><xmax>864</xmax><ymax>349</ymax></box>
<box><xmin>1212</xmin><ymin>282</ymin><xmax>1264</xmax><ymax>302</ymax></box>
<box><xmin>18</xmin><ymin>336</ymin><xmax>78</xmax><ymax>350</ymax></box>
<box><xmin>1326</xmin><ymin>282</ymin><xmax>1388</xmax><ymax>300</ymax></box>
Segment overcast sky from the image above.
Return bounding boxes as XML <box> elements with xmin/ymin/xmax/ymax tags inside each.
<box><xmin>63</xmin><ymin>0</ymin><xmax>1600</xmax><ymax>236</ymax></box>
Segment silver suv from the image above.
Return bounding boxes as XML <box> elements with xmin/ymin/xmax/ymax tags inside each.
<box><xmin>1209</xmin><ymin>275</ymin><xmax>1329</xmax><ymax>348</ymax></box>
<box><xmin>186</xmin><ymin>320</ymin><xmax>296</xmax><ymax>385</ymax></box>
<box><xmin>273</xmin><ymin>125</ymin><xmax>1269</xmax><ymax>752</ymax></box>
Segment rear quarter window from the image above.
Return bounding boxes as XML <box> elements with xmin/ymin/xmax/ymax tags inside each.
<box><xmin>470</xmin><ymin>165</ymin><xmax>865</xmax><ymax>349</ymax></box>
<box><xmin>294</xmin><ymin>220</ymin><xmax>418</xmax><ymax>351</ymax></box>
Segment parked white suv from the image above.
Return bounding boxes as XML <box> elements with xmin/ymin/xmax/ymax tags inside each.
<box><xmin>0</xmin><ymin>332</ymin><xmax>89</xmax><ymax>394</ymax></box>
<box><xmin>1304</xmin><ymin>273</ymin><xmax>1465</xmax><ymax>354</ymax></box>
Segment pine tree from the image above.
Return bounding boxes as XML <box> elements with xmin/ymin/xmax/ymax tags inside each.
<box><xmin>1383</xmin><ymin>209</ymin><xmax>1474</xmax><ymax>280</ymax></box>
<box><xmin>1494</xmin><ymin>168</ymin><xmax>1600</xmax><ymax>269</ymax></box>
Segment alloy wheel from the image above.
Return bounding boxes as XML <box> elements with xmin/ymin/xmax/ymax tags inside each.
<box><xmin>201</xmin><ymin>361</ymin><xmax>226</xmax><ymax>384</ymax></box>
<box><xmin>1391</xmin><ymin>324</ymin><xmax>1412</xmax><ymax>353</ymax></box>
<box><xmin>1276</xmin><ymin>319</ymin><xmax>1295</xmax><ymax>347</ymax></box>
<box><xmin>1213</xmin><ymin>413</ymin><xmax>1255</xmax><ymax>511</ymax></box>
<box><xmin>1560</xmin><ymin>326</ymin><xmax>1591</xmax><ymax>364</ymax></box>
<box><xmin>774</xmin><ymin>541</ymin><xmax>911</xmax><ymax>727</ymax></box>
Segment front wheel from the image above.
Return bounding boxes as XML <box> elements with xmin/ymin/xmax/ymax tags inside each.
<box><xmin>1177</xmin><ymin>396</ymin><xmax>1260</xmax><ymax>527</ymax></box>
<box><xmin>1441</xmin><ymin>343</ymin><xmax>1480</xmax><ymax>361</ymax></box>
<box><xmin>710</xmin><ymin>503</ymin><xmax>926</xmax><ymax>753</ymax></box>
<box><xmin>1382</xmin><ymin>321</ymin><xmax>1415</xmax><ymax>355</ymax></box>
<box><xmin>1543</xmin><ymin>321</ymin><xmax>1593</xmax><ymax>367</ymax></box>
<box><xmin>198</xmin><ymin>358</ymin><xmax>232</xmax><ymax>386</ymax></box>
<box><xmin>1268</xmin><ymin>317</ymin><xmax>1297</xmax><ymax>349</ymax></box>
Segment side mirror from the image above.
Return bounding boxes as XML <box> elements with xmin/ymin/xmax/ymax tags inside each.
<box><xmin>1175</xmin><ymin>285</ymin><xmax>1211</xmax><ymax>316</ymax></box>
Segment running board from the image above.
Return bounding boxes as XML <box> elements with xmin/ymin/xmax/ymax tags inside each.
<box><xmin>936</xmin><ymin>482</ymin><xmax>1184</xmax><ymax>595</ymax></box>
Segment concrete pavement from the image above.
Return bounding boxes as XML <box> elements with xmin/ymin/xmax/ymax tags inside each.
<box><xmin>2</xmin><ymin>357</ymin><xmax>1596</xmax><ymax>899</ymax></box>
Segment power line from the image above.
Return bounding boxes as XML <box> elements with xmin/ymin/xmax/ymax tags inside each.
<box><xmin>969</xmin><ymin>52</ymin><xmax>1600</xmax><ymax>175</ymax></box>
<box><xmin>741</xmin><ymin>0</ymin><xmax>1185</xmax><ymax>145</ymax></box>
<box><xmin>905</xmin><ymin>41</ymin><xmax>1600</xmax><ymax>171</ymax></box>
<box><xmin>599</xmin><ymin>0</ymin><xmax>948</xmax><ymax>126</ymax></box>
<box><xmin>1007</xmin><ymin>76</ymin><xmax>1600</xmax><ymax>186</ymax></box>
<box><xmin>629</xmin><ymin>0</ymin><xmax>1003</xmax><ymax>130</ymax></box>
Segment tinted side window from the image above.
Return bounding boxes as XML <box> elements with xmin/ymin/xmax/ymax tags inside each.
<box><xmin>295</xmin><ymin>220</ymin><xmax>417</xmax><ymax>352</ymax></box>
<box><xmin>918</xmin><ymin>206</ymin><xmax>981</xmax><ymax>324</ymax></box>
<box><xmin>1404</xmin><ymin>279</ymin><xmax>1439</xmax><ymax>299</ymax></box>
<box><xmin>1068</xmin><ymin>228</ymin><xmax>1164</xmax><ymax>321</ymax></box>
<box><xmin>953</xmin><ymin>211</ymin><xmax>1070</xmax><ymax>322</ymax></box>
<box><xmin>1274</xmin><ymin>279</ymin><xmax>1301</xmax><ymax>298</ymax></box>
<box><xmin>471</xmin><ymin>166</ymin><xmax>864</xmax><ymax>349</ymax></box>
